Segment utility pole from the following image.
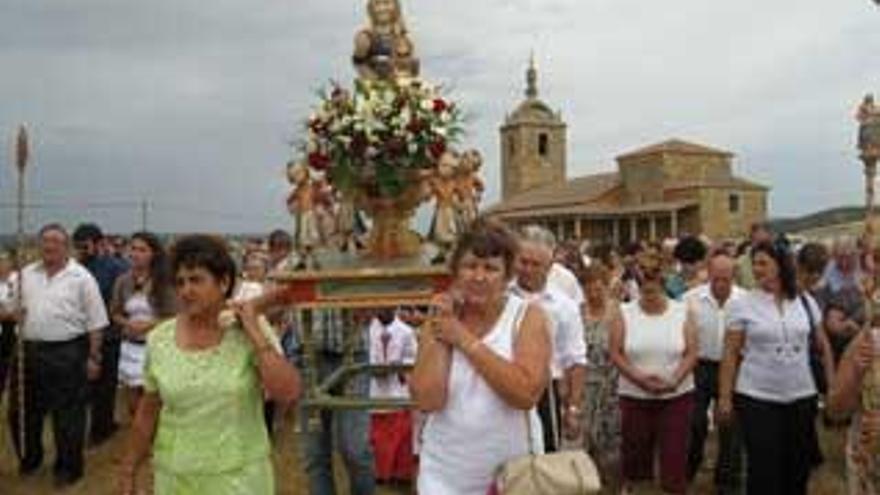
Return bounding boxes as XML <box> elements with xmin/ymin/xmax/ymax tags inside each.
<box><xmin>140</xmin><ymin>198</ymin><xmax>149</xmax><ymax>231</ymax></box>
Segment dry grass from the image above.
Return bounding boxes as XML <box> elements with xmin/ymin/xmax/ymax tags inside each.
<box><xmin>0</xmin><ymin>392</ymin><xmax>850</xmax><ymax>494</ymax></box>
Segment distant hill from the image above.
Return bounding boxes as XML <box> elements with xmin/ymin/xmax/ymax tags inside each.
<box><xmin>769</xmin><ymin>206</ymin><xmax>872</xmax><ymax>235</ymax></box>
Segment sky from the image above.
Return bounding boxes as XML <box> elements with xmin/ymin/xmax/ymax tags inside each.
<box><xmin>0</xmin><ymin>0</ymin><xmax>878</xmax><ymax>235</ymax></box>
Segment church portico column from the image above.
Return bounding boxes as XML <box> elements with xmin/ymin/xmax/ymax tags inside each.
<box><xmin>671</xmin><ymin>210</ymin><xmax>679</xmax><ymax>237</ymax></box>
<box><xmin>649</xmin><ymin>215</ymin><xmax>657</xmax><ymax>241</ymax></box>
<box><xmin>629</xmin><ymin>217</ymin><xmax>637</xmax><ymax>243</ymax></box>
<box><xmin>612</xmin><ymin>218</ymin><xmax>620</xmax><ymax>247</ymax></box>
<box><xmin>574</xmin><ymin>217</ymin><xmax>582</xmax><ymax>240</ymax></box>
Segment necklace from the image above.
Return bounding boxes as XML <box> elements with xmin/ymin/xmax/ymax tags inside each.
<box><xmin>774</xmin><ymin>300</ymin><xmax>802</xmax><ymax>357</ymax></box>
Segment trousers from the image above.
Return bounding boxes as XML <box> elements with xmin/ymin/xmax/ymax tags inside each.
<box><xmin>7</xmin><ymin>336</ymin><xmax>89</xmax><ymax>478</ymax></box>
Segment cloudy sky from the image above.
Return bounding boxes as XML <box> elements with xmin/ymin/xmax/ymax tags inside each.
<box><xmin>0</xmin><ymin>0</ymin><xmax>878</xmax><ymax>235</ymax></box>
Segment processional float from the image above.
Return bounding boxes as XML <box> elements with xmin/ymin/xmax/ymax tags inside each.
<box><xmin>272</xmin><ymin>0</ymin><xmax>484</xmax><ymax>416</ymax></box>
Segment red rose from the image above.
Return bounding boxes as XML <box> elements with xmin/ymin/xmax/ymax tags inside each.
<box><xmin>433</xmin><ymin>99</ymin><xmax>448</xmax><ymax>113</ymax></box>
<box><xmin>429</xmin><ymin>140</ymin><xmax>447</xmax><ymax>159</ymax></box>
<box><xmin>407</xmin><ymin>119</ymin><xmax>424</xmax><ymax>134</ymax></box>
<box><xmin>308</xmin><ymin>151</ymin><xmax>330</xmax><ymax>171</ymax></box>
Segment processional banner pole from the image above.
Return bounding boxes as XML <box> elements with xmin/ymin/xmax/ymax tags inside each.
<box><xmin>14</xmin><ymin>124</ymin><xmax>29</xmax><ymax>461</ymax></box>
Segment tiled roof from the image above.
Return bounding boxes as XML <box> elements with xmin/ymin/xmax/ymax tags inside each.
<box><xmin>664</xmin><ymin>176</ymin><xmax>769</xmax><ymax>191</ymax></box>
<box><xmin>491</xmin><ymin>199</ymin><xmax>700</xmax><ymax>220</ymax></box>
<box><xmin>484</xmin><ymin>171</ymin><xmax>621</xmax><ymax>215</ymax></box>
<box><xmin>505</xmin><ymin>98</ymin><xmax>563</xmax><ymax>125</ymax></box>
<box><xmin>616</xmin><ymin>138</ymin><xmax>734</xmax><ymax>160</ymax></box>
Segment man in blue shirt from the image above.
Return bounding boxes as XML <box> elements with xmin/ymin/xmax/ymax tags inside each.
<box><xmin>72</xmin><ymin>223</ymin><xmax>128</xmax><ymax>446</ymax></box>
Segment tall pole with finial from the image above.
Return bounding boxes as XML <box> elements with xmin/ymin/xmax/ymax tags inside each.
<box><xmin>13</xmin><ymin>124</ymin><xmax>28</xmax><ymax>461</ymax></box>
<box><xmin>858</xmin><ymin>94</ymin><xmax>880</xmax><ymax>319</ymax></box>
<box><xmin>856</xmin><ymin>94</ymin><xmax>880</xmax><ymax>484</ymax></box>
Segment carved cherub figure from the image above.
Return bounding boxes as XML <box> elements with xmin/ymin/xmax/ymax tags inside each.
<box><xmin>859</xmin><ymin>94</ymin><xmax>880</xmax><ymax>157</ymax></box>
<box><xmin>428</xmin><ymin>151</ymin><xmax>461</xmax><ymax>264</ymax></box>
<box><xmin>456</xmin><ymin>149</ymin><xmax>485</xmax><ymax>231</ymax></box>
<box><xmin>858</xmin><ymin>94</ymin><xmax>879</xmax><ymax>124</ymax></box>
<box><xmin>335</xmin><ymin>188</ymin><xmax>366</xmax><ymax>253</ymax></box>
<box><xmin>312</xmin><ymin>172</ymin><xmax>337</xmax><ymax>246</ymax></box>
<box><xmin>286</xmin><ymin>161</ymin><xmax>322</xmax><ymax>270</ymax></box>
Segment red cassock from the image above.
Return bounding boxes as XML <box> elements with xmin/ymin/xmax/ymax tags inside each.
<box><xmin>370</xmin><ymin>409</ymin><xmax>415</xmax><ymax>482</ymax></box>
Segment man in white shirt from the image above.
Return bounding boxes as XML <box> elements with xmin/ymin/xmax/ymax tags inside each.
<box><xmin>512</xmin><ymin>225</ymin><xmax>587</xmax><ymax>452</ymax></box>
<box><xmin>0</xmin><ymin>251</ymin><xmax>19</xmax><ymax>400</ymax></box>
<box><xmin>547</xmin><ymin>262</ymin><xmax>585</xmax><ymax>305</ymax></box>
<box><xmin>368</xmin><ymin>309</ymin><xmax>417</xmax><ymax>400</ymax></box>
<box><xmin>8</xmin><ymin>224</ymin><xmax>108</xmax><ymax>487</ymax></box>
<box><xmin>684</xmin><ymin>252</ymin><xmax>744</xmax><ymax>493</ymax></box>
<box><xmin>368</xmin><ymin>309</ymin><xmax>418</xmax><ymax>482</ymax></box>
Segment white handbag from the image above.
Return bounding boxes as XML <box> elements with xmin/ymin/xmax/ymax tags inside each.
<box><xmin>494</xmin><ymin>410</ymin><xmax>602</xmax><ymax>495</ymax></box>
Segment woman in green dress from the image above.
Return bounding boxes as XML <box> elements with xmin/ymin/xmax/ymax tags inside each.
<box><xmin>118</xmin><ymin>235</ymin><xmax>301</xmax><ymax>495</ymax></box>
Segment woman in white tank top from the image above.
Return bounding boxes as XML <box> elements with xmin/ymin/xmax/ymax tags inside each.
<box><xmin>411</xmin><ymin>222</ymin><xmax>552</xmax><ymax>495</ymax></box>
<box><xmin>609</xmin><ymin>249</ymin><xmax>698</xmax><ymax>494</ymax></box>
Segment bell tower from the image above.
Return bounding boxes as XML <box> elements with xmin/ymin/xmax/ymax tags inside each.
<box><xmin>500</xmin><ymin>54</ymin><xmax>567</xmax><ymax>200</ymax></box>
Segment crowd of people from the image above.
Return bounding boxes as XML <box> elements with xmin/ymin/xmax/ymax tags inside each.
<box><xmin>0</xmin><ymin>219</ymin><xmax>879</xmax><ymax>494</ymax></box>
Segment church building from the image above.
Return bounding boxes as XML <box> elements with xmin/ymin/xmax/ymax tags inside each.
<box><xmin>485</xmin><ymin>58</ymin><xmax>769</xmax><ymax>244</ymax></box>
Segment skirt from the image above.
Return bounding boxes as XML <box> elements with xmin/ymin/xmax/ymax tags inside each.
<box><xmin>118</xmin><ymin>341</ymin><xmax>146</xmax><ymax>387</ymax></box>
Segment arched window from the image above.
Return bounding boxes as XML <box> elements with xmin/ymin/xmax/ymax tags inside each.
<box><xmin>538</xmin><ymin>133</ymin><xmax>549</xmax><ymax>157</ymax></box>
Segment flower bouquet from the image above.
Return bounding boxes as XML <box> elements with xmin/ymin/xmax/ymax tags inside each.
<box><xmin>302</xmin><ymin>79</ymin><xmax>464</xmax><ymax>258</ymax></box>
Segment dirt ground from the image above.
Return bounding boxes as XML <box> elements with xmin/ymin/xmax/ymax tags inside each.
<box><xmin>0</xmin><ymin>391</ymin><xmax>408</xmax><ymax>495</ymax></box>
<box><xmin>0</xmin><ymin>392</ymin><xmax>850</xmax><ymax>494</ymax></box>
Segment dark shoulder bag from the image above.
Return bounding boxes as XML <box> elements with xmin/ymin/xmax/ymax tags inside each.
<box><xmin>799</xmin><ymin>294</ymin><xmax>827</xmax><ymax>394</ymax></box>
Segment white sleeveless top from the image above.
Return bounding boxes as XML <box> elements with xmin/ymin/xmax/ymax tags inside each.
<box><xmin>124</xmin><ymin>292</ymin><xmax>157</xmax><ymax>324</ymax></box>
<box><xmin>419</xmin><ymin>296</ymin><xmax>544</xmax><ymax>495</ymax></box>
<box><xmin>618</xmin><ymin>300</ymin><xmax>694</xmax><ymax>400</ymax></box>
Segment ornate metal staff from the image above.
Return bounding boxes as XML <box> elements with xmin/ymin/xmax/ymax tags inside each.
<box><xmin>857</xmin><ymin>95</ymin><xmax>880</xmax><ymax>488</ymax></box>
<box><xmin>859</xmin><ymin>95</ymin><xmax>880</xmax><ymax>333</ymax></box>
<box><xmin>14</xmin><ymin>125</ymin><xmax>28</xmax><ymax>461</ymax></box>
<box><xmin>860</xmin><ymin>95</ymin><xmax>880</xmax><ymax>243</ymax></box>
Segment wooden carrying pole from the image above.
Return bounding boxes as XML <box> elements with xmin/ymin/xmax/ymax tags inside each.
<box><xmin>14</xmin><ymin>125</ymin><xmax>28</xmax><ymax>460</ymax></box>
